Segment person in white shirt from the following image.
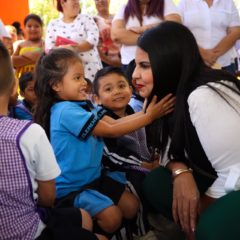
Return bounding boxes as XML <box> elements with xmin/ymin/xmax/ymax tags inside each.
<box><xmin>178</xmin><ymin>0</ymin><xmax>240</xmax><ymax>74</ymax></box>
<box><xmin>45</xmin><ymin>0</ymin><xmax>102</xmax><ymax>82</ymax></box>
<box><xmin>133</xmin><ymin>21</ymin><xmax>240</xmax><ymax>240</ymax></box>
<box><xmin>93</xmin><ymin>0</ymin><xmax>121</xmax><ymax>67</ymax></box>
<box><xmin>111</xmin><ymin>0</ymin><xmax>181</xmax><ymax>71</ymax></box>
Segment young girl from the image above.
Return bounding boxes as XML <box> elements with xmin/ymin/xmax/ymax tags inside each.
<box><xmin>34</xmin><ymin>48</ymin><xmax>174</xmax><ymax>236</ymax></box>
<box><xmin>12</xmin><ymin>14</ymin><xmax>44</xmax><ymax>79</ymax></box>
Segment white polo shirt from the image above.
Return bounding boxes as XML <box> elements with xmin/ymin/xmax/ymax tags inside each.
<box><xmin>113</xmin><ymin>1</ymin><xmax>180</xmax><ymax>65</ymax></box>
<box><xmin>188</xmin><ymin>81</ymin><xmax>240</xmax><ymax>198</ymax></box>
<box><xmin>178</xmin><ymin>0</ymin><xmax>240</xmax><ymax>67</ymax></box>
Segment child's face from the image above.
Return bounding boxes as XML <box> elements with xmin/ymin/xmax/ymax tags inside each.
<box><xmin>25</xmin><ymin>19</ymin><xmax>42</xmax><ymax>41</ymax></box>
<box><xmin>96</xmin><ymin>73</ymin><xmax>132</xmax><ymax>113</ymax></box>
<box><xmin>132</xmin><ymin>47</ymin><xmax>153</xmax><ymax>99</ymax></box>
<box><xmin>53</xmin><ymin>60</ymin><xmax>87</xmax><ymax>101</ymax></box>
<box><xmin>21</xmin><ymin>80</ymin><xmax>37</xmax><ymax>105</ymax></box>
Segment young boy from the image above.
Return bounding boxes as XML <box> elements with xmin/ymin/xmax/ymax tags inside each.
<box><xmin>93</xmin><ymin>66</ymin><xmax>159</xmax><ymax>179</ymax></box>
<box><xmin>0</xmin><ymin>41</ymin><xmax>98</xmax><ymax>240</ymax></box>
<box><xmin>93</xmin><ymin>66</ymin><xmax>159</xmax><ymax>235</ymax></box>
<box><xmin>16</xmin><ymin>71</ymin><xmax>37</xmax><ymax>120</ymax></box>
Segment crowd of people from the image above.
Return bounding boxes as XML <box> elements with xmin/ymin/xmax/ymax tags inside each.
<box><xmin>1</xmin><ymin>0</ymin><xmax>240</xmax><ymax>239</ymax></box>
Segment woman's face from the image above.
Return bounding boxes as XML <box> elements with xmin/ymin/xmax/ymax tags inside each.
<box><xmin>62</xmin><ymin>0</ymin><xmax>80</xmax><ymax>17</ymax></box>
<box><xmin>132</xmin><ymin>47</ymin><xmax>153</xmax><ymax>98</ymax></box>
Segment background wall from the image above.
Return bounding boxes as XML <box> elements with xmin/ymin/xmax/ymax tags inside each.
<box><xmin>0</xmin><ymin>0</ymin><xmax>29</xmax><ymax>27</ymax></box>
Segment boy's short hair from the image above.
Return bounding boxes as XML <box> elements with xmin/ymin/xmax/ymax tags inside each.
<box><xmin>19</xmin><ymin>72</ymin><xmax>34</xmax><ymax>92</ymax></box>
<box><xmin>0</xmin><ymin>41</ymin><xmax>14</xmax><ymax>94</ymax></box>
<box><xmin>93</xmin><ymin>66</ymin><xmax>128</xmax><ymax>96</ymax></box>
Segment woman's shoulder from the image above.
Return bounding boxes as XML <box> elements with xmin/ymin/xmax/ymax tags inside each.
<box><xmin>76</xmin><ymin>13</ymin><xmax>95</xmax><ymax>23</ymax></box>
<box><xmin>188</xmin><ymin>80</ymin><xmax>239</xmax><ymax>109</ymax></box>
<box><xmin>47</xmin><ymin>17</ymin><xmax>61</xmax><ymax>27</ymax></box>
<box><xmin>113</xmin><ymin>4</ymin><xmax>127</xmax><ymax>20</ymax></box>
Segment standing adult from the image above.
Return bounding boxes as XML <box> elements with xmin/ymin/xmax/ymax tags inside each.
<box><xmin>111</xmin><ymin>0</ymin><xmax>181</xmax><ymax>70</ymax></box>
<box><xmin>45</xmin><ymin>0</ymin><xmax>102</xmax><ymax>82</ymax></box>
<box><xmin>132</xmin><ymin>21</ymin><xmax>240</xmax><ymax>240</ymax></box>
<box><xmin>178</xmin><ymin>0</ymin><xmax>240</xmax><ymax>74</ymax></box>
<box><xmin>94</xmin><ymin>0</ymin><xmax>121</xmax><ymax>67</ymax></box>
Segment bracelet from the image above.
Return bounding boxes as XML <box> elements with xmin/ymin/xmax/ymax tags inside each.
<box><xmin>172</xmin><ymin>168</ymin><xmax>193</xmax><ymax>178</ymax></box>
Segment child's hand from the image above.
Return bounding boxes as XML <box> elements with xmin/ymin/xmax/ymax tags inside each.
<box><xmin>146</xmin><ymin>94</ymin><xmax>175</xmax><ymax>121</ymax></box>
<box><xmin>141</xmin><ymin>160</ymin><xmax>160</xmax><ymax>170</ymax></box>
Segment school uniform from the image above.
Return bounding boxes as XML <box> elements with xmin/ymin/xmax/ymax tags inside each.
<box><xmin>50</xmin><ymin>100</ymin><xmax>125</xmax><ymax>216</ymax></box>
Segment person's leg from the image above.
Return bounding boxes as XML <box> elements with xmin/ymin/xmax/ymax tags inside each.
<box><xmin>94</xmin><ymin>205</ymin><xmax>122</xmax><ymax>233</ymax></box>
<box><xmin>81</xmin><ymin>208</ymin><xmax>93</xmax><ymax>231</ymax></box>
<box><xmin>142</xmin><ymin>167</ymin><xmax>186</xmax><ymax>240</ymax></box>
<box><xmin>196</xmin><ymin>190</ymin><xmax>240</xmax><ymax>240</ymax></box>
<box><xmin>118</xmin><ymin>190</ymin><xmax>139</xmax><ymax>219</ymax></box>
<box><xmin>79</xmin><ymin>209</ymin><xmax>108</xmax><ymax>240</ymax></box>
<box><xmin>37</xmin><ymin>208</ymin><xmax>98</xmax><ymax>240</ymax></box>
<box><xmin>74</xmin><ymin>188</ymin><xmax>123</xmax><ymax>234</ymax></box>
<box><xmin>142</xmin><ymin>166</ymin><xmax>173</xmax><ymax>220</ymax></box>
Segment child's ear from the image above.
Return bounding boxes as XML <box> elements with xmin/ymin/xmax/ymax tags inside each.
<box><xmin>52</xmin><ymin>82</ymin><xmax>61</xmax><ymax>92</ymax></box>
<box><xmin>93</xmin><ymin>94</ymin><xmax>101</xmax><ymax>104</ymax></box>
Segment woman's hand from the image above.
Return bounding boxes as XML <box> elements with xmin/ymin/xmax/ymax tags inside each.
<box><xmin>145</xmin><ymin>94</ymin><xmax>176</xmax><ymax>121</ymax></box>
<box><xmin>172</xmin><ymin>172</ymin><xmax>200</xmax><ymax>235</ymax></box>
<box><xmin>199</xmin><ymin>48</ymin><xmax>219</xmax><ymax>66</ymax></box>
<box><xmin>128</xmin><ymin>26</ymin><xmax>145</xmax><ymax>34</ymax></box>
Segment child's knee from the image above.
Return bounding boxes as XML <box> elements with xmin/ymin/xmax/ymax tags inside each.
<box><xmin>118</xmin><ymin>191</ymin><xmax>139</xmax><ymax>219</ymax></box>
<box><xmin>95</xmin><ymin>206</ymin><xmax>122</xmax><ymax>233</ymax></box>
<box><xmin>80</xmin><ymin>208</ymin><xmax>93</xmax><ymax>231</ymax></box>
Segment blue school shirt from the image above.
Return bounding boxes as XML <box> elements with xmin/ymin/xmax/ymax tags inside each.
<box><xmin>14</xmin><ymin>100</ymin><xmax>33</xmax><ymax>120</ymax></box>
<box><xmin>50</xmin><ymin>100</ymin><xmax>106</xmax><ymax>198</ymax></box>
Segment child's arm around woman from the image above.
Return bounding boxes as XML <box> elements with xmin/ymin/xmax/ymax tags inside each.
<box><xmin>92</xmin><ymin>94</ymin><xmax>174</xmax><ymax>137</ymax></box>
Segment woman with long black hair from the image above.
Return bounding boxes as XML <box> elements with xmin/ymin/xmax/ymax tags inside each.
<box><xmin>132</xmin><ymin>21</ymin><xmax>240</xmax><ymax>240</ymax></box>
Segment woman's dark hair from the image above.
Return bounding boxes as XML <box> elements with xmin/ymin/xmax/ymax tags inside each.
<box><xmin>137</xmin><ymin>21</ymin><xmax>240</xmax><ymax>159</ymax></box>
<box><xmin>24</xmin><ymin>14</ymin><xmax>43</xmax><ymax>27</ymax></box>
<box><xmin>56</xmin><ymin>0</ymin><xmax>67</xmax><ymax>12</ymax></box>
<box><xmin>34</xmin><ymin>48</ymin><xmax>81</xmax><ymax>137</ymax></box>
<box><xmin>124</xmin><ymin>0</ymin><xmax>164</xmax><ymax>24</ymax></box>
<box><xmin>93</xmin><ymin>66</ymin><xmax>128</xmax><ymax>96</ymax></box>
